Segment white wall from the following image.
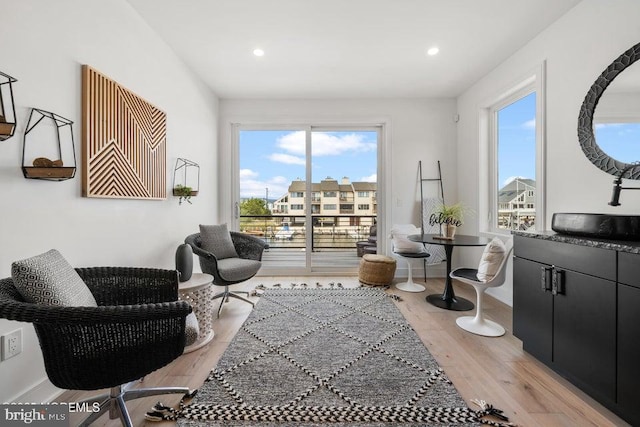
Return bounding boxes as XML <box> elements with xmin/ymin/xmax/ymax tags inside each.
<box><xmin>218</xmin><ymin>98</ymin><xmax>457</xmax><ymax>277</ymax></box>
<box><xmin>0</xmin><ymin>0</ymin><xmax>219</xmax><ymax>403</ymax></box>
<box><xmin>456</xmin><ymin>0</ymin><xmax>640</xmax><ymax>305</ymax></box>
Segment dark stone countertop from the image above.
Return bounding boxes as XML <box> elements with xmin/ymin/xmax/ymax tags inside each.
<box><xmin>511</xmin><ymin>230</ymin><xmax>640</xmax><ymax>254</ymax></box>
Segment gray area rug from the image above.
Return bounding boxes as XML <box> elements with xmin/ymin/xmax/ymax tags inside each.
<box><xmin>149</xmin><ymin>288</ymin><xmax>510</xmax><ymax>426</ymax></box>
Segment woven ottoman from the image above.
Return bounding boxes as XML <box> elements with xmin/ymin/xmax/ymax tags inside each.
<box><xmin>359</xmin><ymin>254</ymin><xmax>397</xmax><ymax>287</ymax></box>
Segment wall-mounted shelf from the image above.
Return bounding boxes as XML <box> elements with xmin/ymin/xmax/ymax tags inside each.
<box><xmin>172</xmin><ymin>158</ymin><xmax>200</xmax><ymax>204</ymax></box>
<box><xmin>0</xmin><ymin>71</ymin><xmax>18</xmax><ymax>141</ymax></box>
<box><xmin>22</xmin><ymin>108</ymin><xmax>76</xmax><ymax>180</ymax></box>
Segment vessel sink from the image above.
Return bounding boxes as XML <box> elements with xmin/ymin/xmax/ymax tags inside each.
<box><xmin>551</xmin><ymin>213</ymin><xmax>640</xmax><ymax>241</ymax></box>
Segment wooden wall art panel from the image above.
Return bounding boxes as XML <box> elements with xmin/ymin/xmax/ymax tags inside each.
<box><xmin>82</xmin><ymin>65</ymin><xmax>166</xmax><ymax>199</ymax></box>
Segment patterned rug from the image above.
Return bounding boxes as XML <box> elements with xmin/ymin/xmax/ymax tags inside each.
<box><xmin>148</xmin><ymin>288</ymin><xmax>511</xmax><ymax>426</ymax></box>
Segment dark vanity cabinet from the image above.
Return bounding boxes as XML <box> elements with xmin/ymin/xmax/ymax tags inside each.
<box><xmin>513</xmin><ymin>235</ymin><xmax>616</xmax><ymax>408</ymax></box>
<box><xmin>617</xmin><ymin>252</ymin><xmax>640</xmax><ymax>425</ymax></box>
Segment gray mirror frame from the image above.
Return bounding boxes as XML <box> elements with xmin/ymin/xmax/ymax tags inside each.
<box><xmin>578</xmin><ymin>42</ymin><xmax>640</xmax><ymax>179</ymax></box>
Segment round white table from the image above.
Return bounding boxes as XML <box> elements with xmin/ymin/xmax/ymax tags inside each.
<box><xmin>178</xmin><ymin>273</ymin><xmax>214</xmax><ymax>352</ymax></box>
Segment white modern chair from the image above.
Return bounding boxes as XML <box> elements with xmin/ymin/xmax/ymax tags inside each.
<box><xmin>450</xmin><ymin>239</ymin><xmax>513</xmax><ymax>337</ymax></box>
<box><xmin>390</xmin><ymin>224</ymin><xmax>430</xmax><ymax>293</ymax></box>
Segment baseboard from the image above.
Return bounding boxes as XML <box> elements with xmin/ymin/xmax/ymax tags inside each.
<box><xmin>9</xmin><ymin>377</ymin><xmax>63</xmax><ymax>403</ymax></box>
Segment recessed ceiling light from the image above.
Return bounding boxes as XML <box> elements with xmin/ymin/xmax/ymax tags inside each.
<box><xmin>426</xmin><ymin>47</ymin><xmax>439</xmax><ymax>56</ymax></box>
<box><xmin>253</xmin><ymin>48</ymin><xmax>265</xmax><ymax>57</ymax></box>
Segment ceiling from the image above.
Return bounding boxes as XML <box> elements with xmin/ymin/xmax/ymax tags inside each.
<box><xmin>126</xmin><ymin>0</ymin><xmax>582</xmax><ymax>99</ymax></box>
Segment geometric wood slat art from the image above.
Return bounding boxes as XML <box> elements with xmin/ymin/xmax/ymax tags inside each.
<box><xmin>81</xmin><ymin>65</ymin><xmax>166</xmax><ymax>199</ymax></box>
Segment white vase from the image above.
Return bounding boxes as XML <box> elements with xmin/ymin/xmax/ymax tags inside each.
<box><xmin>441</xmin><ymin>224</ymin><xmax>457</xmax><ymax>239</ymax></box>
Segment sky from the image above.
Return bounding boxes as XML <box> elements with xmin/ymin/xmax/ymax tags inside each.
<box><xmin>240</xmin><ymin>130</ymin><xmax>378</xmax><ymax>199</ymax></box>
<box><xmin>240</xmin><ymin>89</ymin><xmax>640</xmax><ymax>200</ymax></box>
<box><xmin>497</xmin><ymin>92</ymin><xmax>536</xmax><ymax>189</ymax></box>
<box><xmin>497</xmin><ymin>91</ymin><xmax>640</xmax><ymax>190</ymax></box>
<box><xmin>595</xmin><ymin>123</ymin><xmax>640</xmax><ymax>163</ymax></box>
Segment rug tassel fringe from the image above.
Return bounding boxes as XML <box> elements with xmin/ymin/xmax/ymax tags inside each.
<box><xmin>471</xmin><ymin>399</ymin><xmax>516</xmax><ymax>426</ymax></box>
<box><xmin>145</xmin><ymin>390</ymin><xmax>197</xmax><ymax>422</ymax></box>
<box><xmin>145</xmin><ymin>403</ymin><xmax>179</xmax><ymax>422</ymax></box>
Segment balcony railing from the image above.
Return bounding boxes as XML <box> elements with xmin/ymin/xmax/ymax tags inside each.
<box><xmin>239</xmin><ymin>214</ymin><xmax>376</xmax><ymax>251</ymax></box>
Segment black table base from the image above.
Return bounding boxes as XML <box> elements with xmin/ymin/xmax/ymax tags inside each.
<box><xmin>426</xmin><ymin>293</ymin><xmax>474</xmax><ymax>311</ymax></box>
<box><xmin>406</xmin><ymin>235</ymin><xmax>492</xmax><ymax>312</ymax></box>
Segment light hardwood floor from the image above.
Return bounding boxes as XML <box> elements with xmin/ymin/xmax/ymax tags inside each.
<box><xmin>58</xmin><ymin>276</ymin><xmax>629</xmax><ymax>426</ymax></box>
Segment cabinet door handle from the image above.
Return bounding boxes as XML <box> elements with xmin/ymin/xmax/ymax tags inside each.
<box><xmin>540</xmin><ymin>266</ymin><xmax>552</xmax><ymax>291</ymax></box>
<box><xmin>552</xmin><ymin>268</ymin><xmax>564</xmax><ymax>295</ymax></box>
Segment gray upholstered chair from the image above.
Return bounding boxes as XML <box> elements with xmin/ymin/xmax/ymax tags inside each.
<box><xmin>185</xmin><ymin>226</ymin><xmax>269</xmax><ymax>317</ymax></box>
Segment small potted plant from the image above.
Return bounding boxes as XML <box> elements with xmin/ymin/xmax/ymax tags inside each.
<box><xmin>173</xmin><ymin>184</ymin><xmax>194</xmax><ymax>205</ymax></box>
<box><xmin>430</xmin><ymin>202</ymin><xmax>470</xmax><ymax>239</ymax></box>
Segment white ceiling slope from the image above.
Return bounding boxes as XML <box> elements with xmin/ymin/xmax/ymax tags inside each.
<box><xmin>126</xmin><ymin>0</ymin><xmax>582</xmax><ymax>99</ymax></box>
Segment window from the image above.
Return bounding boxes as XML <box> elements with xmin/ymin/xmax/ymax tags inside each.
<box><xmin>323</xmin><ymin>191</ymin><xmax>336</xmax><ymax>198</ymax></box>
<box><xmin>291</xmin><ymin>204</ymin><xmax>304</xmax><ymax>210</ymax></box>
<box><xmin>357</xmin><ymin>191</ymin><xmax>369</xmax><ymax>197</ymax></box>
<box><xmin>482</xmin><ymin>64</ymin><xmax>545</xmax><ymax>233</ymax></box>
<box><xmin>291</xmin><ymin>192</ymin><xmax>304</xmax><ymax>198</ymax></box>
<box><xmin>323</xmin><ymin>204</ymin><xmax>337</xmax><ymax>210</ymax></box>
<box><xmin>358</xmin><ymin>204</ymin><xmax>370</xmax><ymax>210</ymax></box>
<box><xmin>493</xmin><ymin>92</ymin><xmax>537</xmax><ymax>231</ymax></box>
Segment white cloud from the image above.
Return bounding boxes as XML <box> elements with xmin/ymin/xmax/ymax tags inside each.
<box><xmin>239</xmin><ymin>169</ymin><xmax>259</xmax><ymax>179</ymax></box>
<box><xmin>267</xmin><ymin>153</ymin><xmax>305</xmax><ymax>165</ymax></box>
<box><xmin>275</xmin><ymin>131</ymin><xmax>376</xmax><ymax>157</ymax></box>
<box><xmin>502</xmin><ymin>175</ymin><xmax>526</xmax><ymax>187</ymax></box>
<box><xmin>522</xmin><ymin>118</ymin><xmax>535</xmax><ymax>129</ymax></box>
<box><xmin>359</xmin><ymin>173</ymin><xmax>377</xmax><ymax>182</ymax></box>
<box><xmin>595</xmin><ymin>123</ymin><xmax>624</xmax><ymax>130</ymax></box>
<box><xmin>240</xmin><ymin>170</ymin><xmax>290</xmax><ymax>199</ymax></box>
<box><xmin>270</xmin><ymin>176</ymin><xmax>288</xmax><ymax>184</ymax></box>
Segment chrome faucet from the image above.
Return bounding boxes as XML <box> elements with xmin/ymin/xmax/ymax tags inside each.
<box><xmin>609</xmin><ymin>162</ymin><xmax>640</xmax><ymax>206</ymax></box>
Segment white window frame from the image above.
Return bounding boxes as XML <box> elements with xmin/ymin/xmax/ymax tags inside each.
<box><xmin>479</xmin><ymin>61</ymin><xmax>546</xmax><ymax>235</ymax></box>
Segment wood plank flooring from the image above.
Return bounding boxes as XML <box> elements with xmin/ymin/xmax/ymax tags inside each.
<box><xmin>57</xmin><ymin>277</ymin><xmax>629</xmax><ymax>426</ymax></box>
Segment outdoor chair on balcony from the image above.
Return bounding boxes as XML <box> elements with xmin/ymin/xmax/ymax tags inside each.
<box><xmin>356</xmin><ymin>224</ymin><xmax>377</xmax><ymax>256</ymax></box>
<box><xmin>0</xmin><ymin>249</ymin><xmax>195</xmax><ymax>427</ymax></box>
<box><xmin>186</xmin><ymin>224</ymin><xmax>269</xmax><ymax>317</ymax></box>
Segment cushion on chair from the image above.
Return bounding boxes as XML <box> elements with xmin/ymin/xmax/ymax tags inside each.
<box><xmin>199</xmin><ymin>224</ymin><xmax>239</xmax><ymax>259</ymax></box>
<box><xmin>216</xmin><ymin>258</ymin><xmax>262</xmax><ymax>282</ymax></box>
<box><xmin>390</xmin><ymin>224</ymin><xmax>426</xmax><ymax>254</ymax></box>
<box><xmin>451</xmin><ymin>267</ymin><xmax>481</xmax><ymax>282</ymax></box>
<box><xmin>11</xmin><ymin>249</ymin><xmax>97</xmax><ymax>307</ymax></box>
<box><xmin>476</xmin><ymin>237</ymin><xmax>507</xmax><ymax>282</ymax></box>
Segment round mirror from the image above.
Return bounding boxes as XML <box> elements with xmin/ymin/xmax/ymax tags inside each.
<box><xmin>578</xmin><ymin>42</ymin><xmax>640</xmax><ymax>179</ymax></box>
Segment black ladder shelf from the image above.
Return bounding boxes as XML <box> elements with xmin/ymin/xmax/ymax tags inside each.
<box><xmin>417</xmin><ymin>160</ymin><xmax>446</xmax><ymax>280</ymax></box>
<box><xmin>419</xmin><ymin>160</ymin><xmax>445</xmax><ymax>214</ymax></box>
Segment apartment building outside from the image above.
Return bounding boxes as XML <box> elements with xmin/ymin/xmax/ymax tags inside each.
<box><xmin>498</xmin><ymin>178</ymin><xmax>536</xmax><ymax>230</ymax></box>
<box><xmin>272</xmin><ymin>176</ymin><xmax>376</xmax><ymax>225</ymax></box>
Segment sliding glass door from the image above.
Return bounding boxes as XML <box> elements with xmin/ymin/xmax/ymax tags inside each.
<box><xmin>237</xmin><ymin>126</ymin><xmax>379</xmax><ymax>274</ymax></box>
<box><xmin>309</xmin><ymin>129</ymin><xmax>378</xmax><ymax>270</ymax></box>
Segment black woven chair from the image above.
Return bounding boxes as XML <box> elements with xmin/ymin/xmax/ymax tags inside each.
<box><xmin>185</xmin><ymin>231</ymin><xmax>268</xmax><ymax>316</ymax></box>
<box><xmin>0</xmin><ymin>267</ymin><xmax>194</xmax><ymax>427</ymax></box>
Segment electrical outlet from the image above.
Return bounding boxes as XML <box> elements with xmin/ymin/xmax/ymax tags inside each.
<box><xmin>1</xmin><ymin>328</ymin><xmax>22</xmax><ymax>361</ymax></box>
